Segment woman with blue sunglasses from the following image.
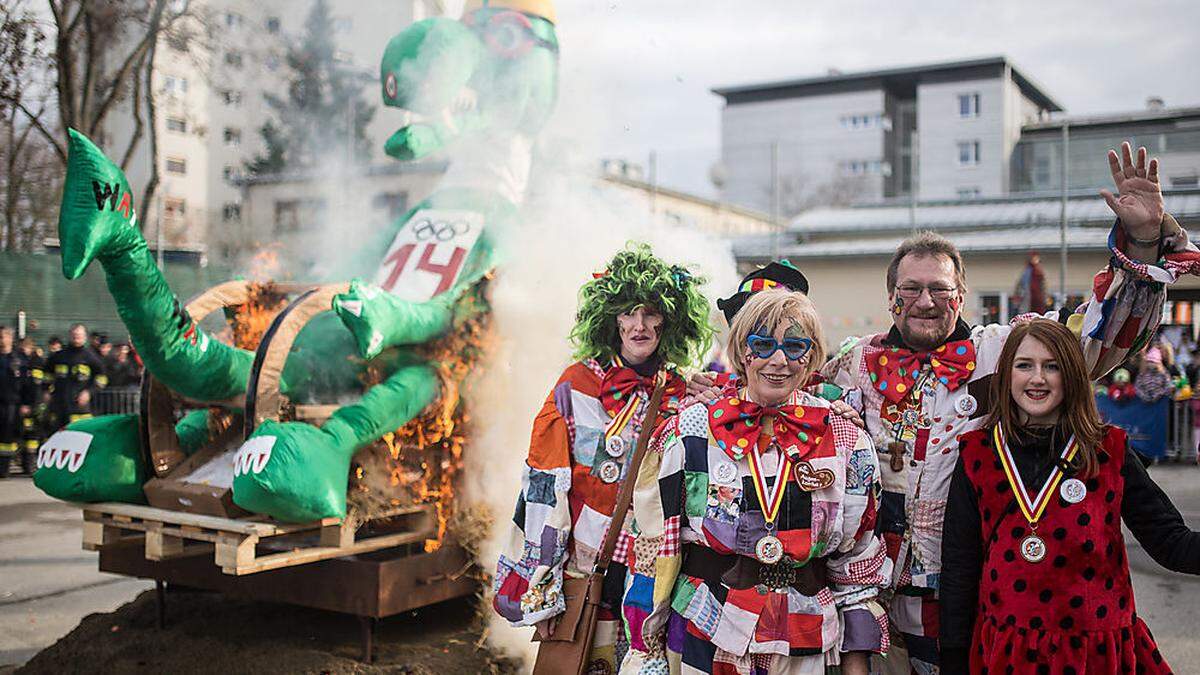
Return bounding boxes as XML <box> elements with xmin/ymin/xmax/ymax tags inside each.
<box><xmin>621</xmin><ymin>288</ymin><xmax>890</xmax><ymax>675</ymax></box>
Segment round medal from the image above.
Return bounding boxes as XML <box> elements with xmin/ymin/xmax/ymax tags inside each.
<box><xmin>1060</xmin><ymin>478</ymin><xmax>1087</xmax><ymax>504</ymax></box>
<box><xmin>598</xmin><ymin>460</ymin><xmax>621</xmax><ymax>483</ymax></box>
<box><xmin>605</xmin><ymin>435</ymin><xmax>626</xmax><ymax>457</ymax></box>
<box><xmin>754</xmin><ymin>535</ymin><xmax>784</xmax><ymax>564</ymax></box>
<box><xmin>955</xmin><ymin>394</ymin><xmax>978</xmax><ymax>417</ymax></box>
<box><xmin>713</xmin><ymin>460</ymin><xmax>738</xmax><ymax>485</ymax></box>
<box><xmin>1020</xmin><ymin>534</ymin><xmax>1047</xmax><ymax>563</ymax></box>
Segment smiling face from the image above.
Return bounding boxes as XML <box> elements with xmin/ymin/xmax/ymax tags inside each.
<box><xmin>744</xmin><ymin>322</ymin><xmax>809</xmax><ymax>406</ymax></box>
<box><xmin>616</xmin><ymin>306</ymin><xmax>663</xmax><ymax>365</ymax></box>
<box><xmin>1010</xmin><ymin>335</ymin><xmax>1064</xmax><ymax>425</ymax></box>
<box><xmin>890</xmin><ymin>253</ymin><xmax>963</xmax><ymax>351</ymax></box>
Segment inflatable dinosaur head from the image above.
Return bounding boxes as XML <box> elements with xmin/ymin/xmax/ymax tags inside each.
<box><xmin>379</xmin><ymin>1</ymin><xmax>558</xmax><ymax>160</ymax></box>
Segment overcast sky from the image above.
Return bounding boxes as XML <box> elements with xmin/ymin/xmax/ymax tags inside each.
<box><xmin>534</xmin><ymin>0</ymin><xmax>1200</xmax><ymax>197</ymax></box>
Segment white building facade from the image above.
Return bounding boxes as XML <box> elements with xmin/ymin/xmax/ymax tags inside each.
<box><xmin>714</xmin><ymin>57</ymin><xmax>1062</xmax><ymax>212</ymax></box>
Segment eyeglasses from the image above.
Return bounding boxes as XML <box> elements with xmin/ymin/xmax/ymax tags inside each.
<box><xmin>746</xmin><ymin>335</ymin><xmax>813</xmax><ymax>361</ymax></box>
<box><xmin>894</xmin><ymin>284</ymin><xmax>959</xmax><ymax>300</ymax></box>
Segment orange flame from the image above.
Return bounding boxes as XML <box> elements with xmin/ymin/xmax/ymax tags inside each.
<box><xmin>348</xmin><ymin>278</ymin><xmax>493</xmax><ymax>552</ymax></box>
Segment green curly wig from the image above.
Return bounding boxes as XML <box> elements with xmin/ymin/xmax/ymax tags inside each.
<box><xmin>569</xmin><ymin>242</ymin><xmax>714</xmax><ymax>369</ymax></box>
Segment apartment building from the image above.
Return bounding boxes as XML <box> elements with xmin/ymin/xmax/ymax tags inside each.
<box><xmin>1013</xmin><ymin>103</ymin><xmax>1200</xmax><ymax>194</ymax></box>
<box><xmin>105</xmin><ymin>0</ymin><xmax>439</xmax><ymax>261</ymax></box>
<box><xmin>713</xmin><ymin>56</ymin><xmax>1062</xmax><ymax>211</ymax></box>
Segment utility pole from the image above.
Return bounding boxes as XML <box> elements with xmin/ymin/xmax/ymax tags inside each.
<box><xmin>909</xmin><ymin>131</ymin><xmax>919</xmax><ymax>231</ymax></box>
<box><xmin>1059</xmin><ymin>123</ymin><xmax>1070</xmax><ymax>305</ymax></box>
<box><xmin>648</xmin><ymin>150</ymin><xmax>658</xmax><ymax>216</ymax></box>
<box><xmin>771</xmin><ymin>141</ymin><xmax>780</xmax><ymax>260</ymax></box>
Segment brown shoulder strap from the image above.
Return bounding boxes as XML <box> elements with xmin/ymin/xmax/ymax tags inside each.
<box><xmin>594</xmin><ymin>373</ymin><xmax>668</xmax><ymax>573</ymax></box>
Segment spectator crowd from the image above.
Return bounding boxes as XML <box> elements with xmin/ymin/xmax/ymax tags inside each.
<box><xmin>0</xmin><ymin>323</ymin><xmax>143</xmax><ymax>477</ymax></box>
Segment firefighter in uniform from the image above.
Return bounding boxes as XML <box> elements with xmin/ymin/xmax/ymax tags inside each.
<box><xmin>17</xmin><ymin>337</ymin><xmax>47</xmax><ymax>474</ymax></box>
<box><xmin>46</xmin><ymin>324</ymin><xmax>106</xmax><ymax>432</ymax></box>
<box><xmin>0</xmin><ymin>326</ymin><xmax>22</xmax><ymax>477</ymax></box>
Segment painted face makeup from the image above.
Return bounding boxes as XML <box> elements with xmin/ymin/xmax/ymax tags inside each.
<box><xmin>745</xmin><ymin>323</ymin><xmax>807</xmax><ymax>406</ymax></box>
<box><xmin>616</xmin><ymin>305</ymin><xmax>663</xmax><ymax>365</ymax></box>
<box><xmin>1009</xmin><ymin>335</ymin><xmax>1064</xmax><ymax>425</ymax></box>
<box><xmin>890</xmin><ymin>253</ymin><xmax>962</xmax><ymax>351</ymax></box>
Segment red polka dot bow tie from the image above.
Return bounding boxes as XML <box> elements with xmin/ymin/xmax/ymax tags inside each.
<box><xmin>867</xmin><ymin>339</ymin><xmax>977</xmax><ymax>404</ymax></box>
<box><xmin>708</xmin><ymin>396</ymin><xmax>829</xmax><ymax>462</ymax></box>
<box><xmin>599</xmin><ymin>364</ymin><xmax>683</xmax><ymax>418</ymax></box>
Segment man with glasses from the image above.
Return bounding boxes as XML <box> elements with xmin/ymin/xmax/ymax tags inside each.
<box><xmin>820</xmin><ymin>142</ymin><xmax>1200</xmax><ymax>673</ymax></box>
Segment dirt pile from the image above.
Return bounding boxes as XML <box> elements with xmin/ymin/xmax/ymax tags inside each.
<box><xmin>19</xmin><ymin>589</ymin><xmax>519</xmax><ymax>675</ymax></box>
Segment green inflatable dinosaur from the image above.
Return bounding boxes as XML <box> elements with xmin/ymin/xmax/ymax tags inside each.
<box><xmin>37</xmin><ymin>0</ymin><xmax>559</xmax><ymax>522</ymax></box>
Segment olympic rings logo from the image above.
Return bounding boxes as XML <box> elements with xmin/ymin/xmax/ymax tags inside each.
<box><xmin>411</xmin><ymin>217</ymin><xmax>471</xmax><ymax>242</ymax></box>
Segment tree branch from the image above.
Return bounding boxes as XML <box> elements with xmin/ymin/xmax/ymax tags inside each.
<box><xmin>0</xmin><ymin>93</ymin><xmax>66</xmax><ymax>163</ymax></box>
<box><xmin>118</xmin><ymin>48</ymin><xmax>147</xmax><ymax>170</ymax></box>
<box><xmin>140</xmin><ymin>37</ymin><xmax>160</xmax><ymax>232</ymax></box>
<box><xmin>87</xmin><ymin>0</ymin><xmax>167</xmax><ymax>134</ymax></box>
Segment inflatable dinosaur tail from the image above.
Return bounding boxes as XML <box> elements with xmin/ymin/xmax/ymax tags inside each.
<box><xmin>57</xmin><ymin>130</ymin><xmax>254</xmax><ymax>403</ymax></box>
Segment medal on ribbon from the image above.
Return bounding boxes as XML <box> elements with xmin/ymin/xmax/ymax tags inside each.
<box><xmin>994</xmin><ymin>424</ymin><xmax>1079</xmax><ymax>563</ymax></box>
<box><xmin>747</xmin><ymin>436</ymin><xmax>793</xmax><ymax>565</ymax></box>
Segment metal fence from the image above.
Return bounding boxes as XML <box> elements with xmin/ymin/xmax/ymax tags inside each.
<box><xmin>93</xmin><ymin>386</ymin><xmax>141</xmax><ymax>416</ymax></box>
<box><xmin>1168</xmin><ymin>398</ymin><xmax>1198</xmax><ymax>462</ymax></box>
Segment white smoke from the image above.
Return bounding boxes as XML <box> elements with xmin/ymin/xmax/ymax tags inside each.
<box><xmin>461</xmin><ymin>135</ymin><xmax>739</xmax><ymax>663</ymax></box>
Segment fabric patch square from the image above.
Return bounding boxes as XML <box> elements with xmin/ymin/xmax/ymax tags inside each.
<box><xmin>683</xmin><ymin>436</ymin><xmax>709</xmax><ymax>472</ymax></box>
<box><xmin>526</xmin><ymin>469</ymin><xmax>557</xmax><ymax>506</ymax></box>
<box><xmin>677</xmin><ymin>403</ymin><xmax>710</xmax><ymax>438</ymax></box>
<box><xmin>574</xmin><ymin>503</ymin><xmax>611</xmax><ymax>551</ymax></box>
<box><xmin>684</xmin><ymin>471</ymin><xmax>710</xmax><ymax>518</ymax></box>
<box><xmin>659</xmin><ymin>470</ymin><xmax>684</xmax><ymax>519</ymax></box>
<box><xmin>879</xmin><ymin>489</ymin><xmax>907</xmax><ymax>535</ymax></box>
<box><xmin>681</xmin><ymin>581</ymin><xmax>723</xmax><ymax>639</ymax></box>
<box><xmin>705</xmin><ymin>483</ymin><xmax>741</xmax><ymax>524</ymax></box>
<box><xmin>632</xmin><ymin>533</ymin><xmax>662</xmax><ymax>576</ymax></box>
<box><xmin>572</xmin><ymin>424</ymin><xmax>601</xmax><ymax>467</ymax></box>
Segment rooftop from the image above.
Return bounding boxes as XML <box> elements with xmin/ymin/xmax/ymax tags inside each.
<box><xmin>712</xmin><ymin>55</ymin><xmax>1063</xmax><ymax>112</ymax></box>
<box><xmin>1023</xmin><ymin>106</ymin><xmax>1200</xmax><ymax>132</ymax></box>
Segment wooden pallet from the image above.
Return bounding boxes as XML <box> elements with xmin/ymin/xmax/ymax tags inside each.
<box><xmin>79</xmin><ymin>502</ymin><xmax>434</xmax><ymax>576</ymax></box>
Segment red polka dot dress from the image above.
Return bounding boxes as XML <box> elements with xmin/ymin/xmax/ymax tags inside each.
<box><xmin>956</xmin><ymin>425</ymin><xmax>1173</xmax><ymax>675</ymax></box>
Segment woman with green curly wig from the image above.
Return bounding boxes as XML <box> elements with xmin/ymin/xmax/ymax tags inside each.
<box><xmin>493</xmin><ymin>243</ymin><xmax>713</xmax><ymax>671</ymax></box>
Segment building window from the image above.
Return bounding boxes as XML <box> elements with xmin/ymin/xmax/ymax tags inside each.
<box><xmin>956</xmin><ymin>187</ymin><xmax>981</xmax><ymax>199</ymax></box>
<box><xmin>840</xmin><ymin>113</ymin><xmax>886</xmax><ymax>130</ymax></box>
<box><xmin>958</xmin><ymin>93</ymin><xmax>981</xmax><ymax>118</ymax></box>
<box><xmin>163</xmin><ymin>198</ymin><xmax>186</xmax><ymax>228</ymax></box>
<box><xmin>164</xmin><ymin>75</ymin><xmax>187</xmax><ymax>96</ymax></box>
<box><xmin>224</xmin><ymin>12</ymin><xmax>243</xmax><ymax>28</ymax></box>
<box><xmin>372</xmin><ymin>192</ymin><xmax>408</xmax><ymax>219</ymax></box>
<box><xmin>957</xmin><ymin>140</ymin><xmax>981</xmax><ymax>166</ymax></box>
<box><xmin>222</xmin><ymin>203</ymin><xmax>242</xmax><ymax>222</ymax></box>
<box><xmin>222</xmin><ymin>165</ymin><xmax>243</xmax><ymax>182</ymax></box>
<box><xmin>223</xmin><ymin>128</ymin><xmax>241</xmax><ymax>147</ymax></box>
<box><xmin>165</xmin><ymin>157</ymin><xmax>187</xmax><ymax>174</ymax></box>
<box><xmin>265</xmin><ymin>54</ymin><xmax>280</xmax><ymax>71</ymax></box>
<box><xmin>166</xmin><ymin>117</ymin><xmax>187</xmax><ymax>133</ymax></box>
<box><xmin>220</xmin><ymin>90</ymin><xmax>242</xmax><ymax>106</ymax></box>
<box><xmin>1170</xmin><ymin>175</ymin><xmax>1199</xmax><ymax>189</ymax></box>
<box><xmin>266</xmin><ymin>17</ymin><xmax>281</xmax><ymax>34</ymax></box>
<box><xmin>839</xmin><ymin>159</ymin><xmax>889</xmax><ymax>177</ymax></box>
<box><xmin>225</xmin><ymin>51</ymin><xmax>243</xmax><ymax>69</ymax></box>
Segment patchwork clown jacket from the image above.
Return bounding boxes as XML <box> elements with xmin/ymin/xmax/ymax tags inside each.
<box><xmin>819</xmin><ymin>219</ymin><xmax>1200</xmax><ymax>600</ymax></box>
<box><xmin>493</xmin><ymin>358</ymin><xmax>685</xmax><ymax>627</ymax></box>
<box><xmin>621</xmin><ymin>390</ymin><xmax>891</xmax><ymax>666</ymax></box>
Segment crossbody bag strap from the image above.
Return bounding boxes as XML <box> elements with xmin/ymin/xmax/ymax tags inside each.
<box><xmin>594</xmin><ymin>373</ymin><xmax>668</xmax><ymax>573</ymax></box>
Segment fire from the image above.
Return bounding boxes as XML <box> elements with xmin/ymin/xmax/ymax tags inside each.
<box><xmin>348</xmin><ymin>278</ymin><xmax>494</xmax><ymax>552</ymax></box>
<box><xmin>230</xmin><ymin>282</ymin><xmax>288</xmax><ymax>350</ymax></box>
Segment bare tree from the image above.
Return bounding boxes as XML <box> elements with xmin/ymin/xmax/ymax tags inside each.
<box><xmin>0</xmin><ymin>0</ymin><xmax>62</xmax><ymax>251</ymax></box>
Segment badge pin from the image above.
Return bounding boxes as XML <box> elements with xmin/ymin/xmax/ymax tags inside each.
<box><xmin>955</xmin><ymin>394</ymin><xmax>978</xmax><ymax>417</ymax></box>
<box><xmin>604</xmin><ymin>435</ymin><xmax>626</xmax><ymax>457</ymax></box>
<box><xmin>1060</xmin><ymin>478</ymin><xmax>1087</xmax><ymax>504</ymax></box>
<box><xmin>712</xmin><ymin>460</ymin><xmax>739</xmax><ymax>485</ymax></box>
<box><xmin>598</xmin><ymin>460</ymin><xmax>621</xmax><ymax>483</ymax></box>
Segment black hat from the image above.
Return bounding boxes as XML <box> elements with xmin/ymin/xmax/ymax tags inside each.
<box><xmin>716</xmin><ymin>260</ymin><xmax>809</xmax><ymax>324</ymax></box>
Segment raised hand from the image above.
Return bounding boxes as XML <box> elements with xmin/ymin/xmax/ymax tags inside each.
<box><xmin>1100</xmin><ymin>141</ymin><xmax>1165</xmax><ymax>243</ymax></box>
